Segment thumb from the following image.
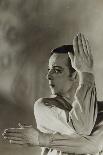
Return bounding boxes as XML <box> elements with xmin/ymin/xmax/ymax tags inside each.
<box><xmin>18</xmin><ymin>123</ymin><xmax>32</xmax><ymax>128</ymax></box>
<box><xmin>68</xmin><ymin>52</ymin><xmax>74</xmax><ymax>63</ymax></box>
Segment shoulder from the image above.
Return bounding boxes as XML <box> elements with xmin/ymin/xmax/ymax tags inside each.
<box><xmin>34</xmin><ymin>98</ymin><xmax>45</xmax><ymax>108</ymax></box>
<box><xmin>35</xmin><ymin>98</ymin><xmax>45</xmax><ymax>104</ymax></box>
<box><xmin>34</xmin><ymin>97</ymin><xmax>52</xmax><ymax>111</ymax></box>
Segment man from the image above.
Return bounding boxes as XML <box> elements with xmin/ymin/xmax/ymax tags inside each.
<box><xmin>3</xmin><ymin>33</ymin><xmax>103</xmax><ymax>155</ymax></box>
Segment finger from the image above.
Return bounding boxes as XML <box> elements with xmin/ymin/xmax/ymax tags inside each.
<box><xmin>73</xmin><ymin>35</ymin><xmax>79</xmax><ymax>56</ymax></box>
<box><xmin>4</xmin><ymin>136</ymin><xmax>23</xmax><ymax>141</ymax></box>
<box><xmin>9</xmin><ymin>140</ymin><xmax>26</xmax><ymax>145</ymax></box>
<box><xmin>77</xmin><ymin>33</ymin><xmax>83</xmax><ymax>55</ymax></box>
<box><xmin>85</xmin><ymin>39</ymin><xmax>92</xmax><ymax>57</ymax></box>
<box><xmin>4</xmin><ymin>128</ymin><xmax>22</xmax><ymax>133</ymax></box>
<box><xmin>81</xmin><ymin>34</ymin><xmax>88</xmax><ymax>56</ymax></box>
<box><xmin>78</xmin><ymin>33</ymin><xmax>87</xmax><ymax>61</ymax></box>
<box><xmin>18</xmin><ymin>123</ymin><xmax>32</xmax><ymax>128</ymax></box>
<box><xmin>85</xmin><ymin>39</ymin><xmax>93</xmax><ymax>65</ymax></box>
<box><xmin>81</xmin><ymin>34</ymin><xmax>91</xmax><ymax>63</ymax></box>
<box><xmin>3</xmin><ymin>132</ymin><xmax>22</xmax><ymax>138</ymax></box>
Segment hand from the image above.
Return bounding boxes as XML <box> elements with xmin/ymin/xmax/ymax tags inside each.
<box><xmin>40</xmin><ymin>96</ymin><xmax>72</xmax><ymax>111</ymax></box>
<box><xmin>2</xmin><ymin>123</ymin><xmax>40</xmax><ymax>146</ymax></box>
<box><xmin>68</xmin><ymin>33</ymin><xmax>93</xmax><ymax>73</ymax></box>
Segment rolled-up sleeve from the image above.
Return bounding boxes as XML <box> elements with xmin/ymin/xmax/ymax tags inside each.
<box><xmin>69</xmin><ymin>72</ymin><xmax>98</xmax><ymax>135</ymax></box>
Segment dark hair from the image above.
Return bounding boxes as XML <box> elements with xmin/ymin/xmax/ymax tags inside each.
<box><xmin>51</xmin><ymin>45</ymin><xmax>74</xmax><ymax>55</ymax></box>
<box><xmin>50</xmin><ymin>45</ymin><xmax>75</xmax><ymax>76</ymax></box>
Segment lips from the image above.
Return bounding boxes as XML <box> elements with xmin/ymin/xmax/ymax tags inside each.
<box><xmin>49</xmin><ymin>82</ymin><xmax>55</xmax><ymax>87</ymax></box>
<box><xmin>49</xmin><ymin>80</ymin><xmax>55</xmax><ymax>87</ymax></box>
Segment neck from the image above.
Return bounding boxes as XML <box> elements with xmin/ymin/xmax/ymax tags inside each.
<box><xmin>62</xmin><ymin>81</ymin><xmax>78</xmax><ymax>106</ymax></box>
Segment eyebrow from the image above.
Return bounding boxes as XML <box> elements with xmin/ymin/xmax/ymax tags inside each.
<box><xmin>53</xmin><ymin>66</ymin><xmax>63</xmax><ymax>69</ymax></box>
<box><xmin>48</xmin><ymin>66</ymin><xmax>64</xmax><ymax>71</ymax></box>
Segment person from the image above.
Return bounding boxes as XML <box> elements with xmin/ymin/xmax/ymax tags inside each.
<box><xmin>2</xmin><ymin>33</ymin><xmax>103</xmax><ymax>155</ymax></box>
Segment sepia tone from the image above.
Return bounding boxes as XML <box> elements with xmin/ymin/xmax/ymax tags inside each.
<box><xmin>0</xmin><ymin>0</ymin><xmax>102</xmax><ymax>154</ymax></box>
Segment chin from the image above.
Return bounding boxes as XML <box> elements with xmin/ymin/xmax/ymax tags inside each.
<box><xmin>51</xmin><ymin>90</ymin><xmax>62</xmax><ymax>96</ymax></box>
<box><xmin>51</xmin><ymin>90</ymin><xmax>56</xmax><ymax>95</ymax></box>
<box><xmin>50</xmin><ymin>89</ymin><xmax>56</xmax><ymax>95</ymax></box>
<box><xmin>50</xmin><ymin>87</ymin><xmax>62</xmax><ymax>96</ymax></box>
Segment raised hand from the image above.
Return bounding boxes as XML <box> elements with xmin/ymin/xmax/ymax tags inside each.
<box><xmin>2</xmin><ymin>123</ymin><xmax>40</xmax><ymax>146</ymax></box>
<box><xmin>68</xmin><ymin>33</ymin><xmax>93</xmax><ymax>74</ymax></box>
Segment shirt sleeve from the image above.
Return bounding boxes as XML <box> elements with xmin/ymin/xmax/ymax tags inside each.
<box><xmin>38</xmin><ymin>131</ymin><xmax>102</xmax><ymax>154</ymax></box>
<box><xmin>38</xmin><ymin>116</ymin><xmax>103</xmax><ymax>155</ymax></box>
<box><xmin>34</xmin><ymin>96</ymin><xmax>99</xmax><ymax>155</ymax></box>
<box><xmin>68</xmin><ymin>72</ymin><xmax>98</xmax><ymax>135</ymax></box>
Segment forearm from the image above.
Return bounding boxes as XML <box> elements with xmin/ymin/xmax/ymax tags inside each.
<box><xmin>69</xmin><ymin>72</ymin><xmax>97</xmax><ymax>135</ymax></box>
<box><xmin>38</xmin><ymin>132</ymin><xmax>99</xmax><ymax>154</ymax></box>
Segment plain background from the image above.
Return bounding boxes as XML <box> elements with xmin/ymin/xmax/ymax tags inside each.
<box><xmin>0</xmin><ymin>0</ymin><xmax>102</xmax><ymax>154</ymax></box>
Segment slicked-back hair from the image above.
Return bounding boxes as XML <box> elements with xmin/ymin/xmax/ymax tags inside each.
<box><xmin>50</xmin><ymin>45</ymin><xmax>76</xmax><ymax>76</ymax></box>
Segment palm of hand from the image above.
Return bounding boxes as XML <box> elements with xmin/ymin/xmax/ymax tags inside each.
<box><xmin>68</xmin><ymin>33</ymin><xmax>93</xmax><ymax>73</ymax></box>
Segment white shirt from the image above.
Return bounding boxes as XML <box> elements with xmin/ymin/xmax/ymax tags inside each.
<box><xmin>34</xmin><ymin>73</ymin><xmax>99</xmax><ymax>155</ymax></box>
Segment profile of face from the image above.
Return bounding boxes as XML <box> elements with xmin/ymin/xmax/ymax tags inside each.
<box><xmin>47</xmin><ymin>53</ymin><xmax>75</xmax><ymax>96</ymax></box>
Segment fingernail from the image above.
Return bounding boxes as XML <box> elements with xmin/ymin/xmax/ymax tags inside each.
<box><xmin>2</xmin><ymin>133</ymin><xmax>5</xmax><ymax>136</ymax></box>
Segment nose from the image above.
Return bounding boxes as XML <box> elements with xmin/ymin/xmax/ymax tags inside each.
<box><xmin>46</xmin><ymin>70</ymin><xmax>54</xmax><ymax>80</ymax></box>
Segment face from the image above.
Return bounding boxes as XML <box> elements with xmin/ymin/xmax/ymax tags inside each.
<box><xmin>47</xmin><ymin>53</ymin><xmax>74</xmax><ymax>96</ymax></box>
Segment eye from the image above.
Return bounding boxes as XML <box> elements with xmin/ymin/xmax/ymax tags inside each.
<box><xmin>54</xmin><ymin>69</ymin><xmax>62</xmax><ymax>74</ymax></box>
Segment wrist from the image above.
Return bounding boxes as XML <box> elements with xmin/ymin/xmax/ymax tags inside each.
<box><xmin>77</xmin><ymin>66</ymin><xmax>94</xmax><ymax>74</ymax></box>
<box><xmin>79</xmin><ymin>72</ymin><xmax>95</xmax><ymax>85</ymax></box>
<box><xmin>38</xmin><ymin>132</ymin><xmax>51</xmax><ymax>147</ymax></box>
